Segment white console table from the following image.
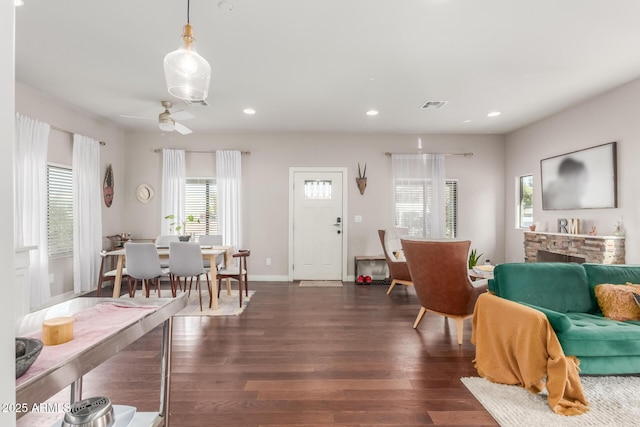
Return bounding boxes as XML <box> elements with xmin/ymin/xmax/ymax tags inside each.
<box><xmin>15</xmin><ymin>296</ymin><xmax>187</xmax><ymax>426</ymax></box>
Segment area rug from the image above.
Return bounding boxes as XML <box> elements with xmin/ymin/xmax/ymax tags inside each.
<box><xmin>174</xmin><ymin>290</ymin><xmax>256</xmax><ymax>316</ymax></box>
<box><xmin>461</xmin><ymin>376</ymin><xmax>640</xmax><ymax>427</ymax></box>
<box><xmin>299</xmin><ymin>280</ymin><xmax>343</xmax><ymax>288</ymax></box>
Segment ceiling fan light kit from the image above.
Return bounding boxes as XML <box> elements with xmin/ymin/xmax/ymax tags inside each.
<box><xmin>163</xmin><ymin>0</ymin><xmax>212</xmax><ymax>102</ymax></box>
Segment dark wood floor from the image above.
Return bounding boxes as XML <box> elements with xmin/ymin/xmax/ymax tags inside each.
<box><xmin>18</xmin><ymin>282</ymin><xmax>497</xmax><ymax>426</ymax></box>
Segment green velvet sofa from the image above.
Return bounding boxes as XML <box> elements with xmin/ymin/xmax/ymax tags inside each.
<box><xmin>489</xmin><ymin>262</ymin><xmax>640</xmax><ymax>375</ymax></box>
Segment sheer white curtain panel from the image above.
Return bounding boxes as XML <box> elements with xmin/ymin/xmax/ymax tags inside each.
<box><xmin>161</xmin><ymin>149</ymin><xmax>186</xmax><ymax>235</ymax></box>
<box><xmin>15</xmin><ymin>113</ymin><xmax>51</xmax><ymax>309</ymax></box>
<box><xmin>72</xmin><ymin>134</ymin><xmax>103</xmax><ymax>293</ymax></box>
<box><xmin>216</xmin><ymin>150</ymin><xmax>242</xmax><ymax>248</ymax></box>
<box><xmin>391</xmin><ymin>153</ymin><xmax>446</xmax><ymax>238</ymax></box>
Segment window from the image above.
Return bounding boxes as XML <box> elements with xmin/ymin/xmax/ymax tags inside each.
<box><xmin>394</xmin><ymin>179</ymin><xmax>458</xmax><ymax>238</ymax></box>
<box><xmin>445</xmin><ymin>181</ymin><xmax>458</xmax><ymax>238</ymax></box>
<box><xmin>304</xmin><ymin>180</ymin><xmax>332</xmax><ymax>200</ymax></box>
<box><xmin>185</xmin><ymin>178</ymin><xmax>217</xmax><ymax>236</ymax></box>
<box><xmin>518</xmin><ymin>175</ymin><xmax>534</xmax><ymax>228</ymax></box>
<box><xmin>47</xmin><ymin>164</ymin><xmax>73</xmax><ymax>258</ymax></box>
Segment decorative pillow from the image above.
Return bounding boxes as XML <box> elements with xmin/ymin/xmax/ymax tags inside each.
<box><xmin>393</xmin><ymin>249</ymin><xmax>406</xmax><ymax>262</ymax></box>
<box><xmin>384</xmin><ymin>228</ymin><xmax>407</xmax><ymax>262</ymax></box>
<box><xmin>594</xmin><ymin>283</ymin><xmax>640</xmax><ymax>321</ymax></box>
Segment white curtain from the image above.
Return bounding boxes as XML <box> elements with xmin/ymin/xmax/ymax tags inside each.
<box><xmin>391</xmin><ymin>153</ymin><xmax>446</xmax><ymax>238</ymax></box>
<box><xmin>161</xmin><ymin>149</ymin><xmax>185</xmax><ymax>235</ymax></box>
<box><xmin>15</xmin><ymin>113</ymin><xmax>51</xmax><ymax>309</ymax></box>
<box><xmin>72</xmin><ymin>134</ymin><xmax>103</xmax><ymax>293</ymax></box>
<box><xmin>216</xmin><ymin>150</ymin><xmax>242</xmax><ymax>248</ymax></box>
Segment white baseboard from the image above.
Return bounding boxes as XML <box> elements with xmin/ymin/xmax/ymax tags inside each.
<box><xmin>248</xmin><ymin>275</ymin><xmax>291</xmax><ymax>282</ymax></box>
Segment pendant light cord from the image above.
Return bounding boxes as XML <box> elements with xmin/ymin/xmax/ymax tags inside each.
<box><xmin>187</xmin><ymin>0</ymin><xmax>190</xmax><ymax>23</ymax></box>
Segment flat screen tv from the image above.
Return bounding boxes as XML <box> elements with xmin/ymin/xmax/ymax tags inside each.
<box><xmin>541</xmin><ymin>142</ymin><xmax>617</xmax><ymax>210</ymax></box>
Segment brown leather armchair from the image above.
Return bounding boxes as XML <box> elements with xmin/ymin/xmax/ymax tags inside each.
<box><xmin>378</xmin><ymin>229</ymin><xmax>413</xmax><ymax>295</ymax></box>
<box><xmin>401</xmin><ymin>239</ymin><xmax>488</xmax><ymax>345</ymax></box>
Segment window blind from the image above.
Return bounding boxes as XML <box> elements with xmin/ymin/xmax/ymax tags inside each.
<box><xmin>445</xmin><ymin>180</ymin><xmax>458</xmax><ymax>238</ymax></box>
<box><xmin>185</xmin><ymin>178</ymin><xmax>218</xmax><ymax>236</ymax></box>
<box><xmin>394</xmin><ymin>179</ymin><xmax>458</xmax><ymax>238</ymax></box>
<box><xmin>47</xmin><ymin>164</ymin><xmax>73</xmax><ymax>258</ymax></box>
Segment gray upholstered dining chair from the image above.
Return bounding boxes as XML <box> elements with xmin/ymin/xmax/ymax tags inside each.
<box><xmin>155</xmin><ymin>235</ymin><xmax>179</xmax><ymax>267</ymax></box>
<box><xmin>169</xmin><ymin>242</ymin><xmax>211</xmax><ymax>311</ymax></box>
<box><xmin>124</xmin><ymin>242</ymin><xmax>168</xmax><ymax>298</ymax></box>
<box><xmin>197</xmin><ymin>235</ymin><xmax>224</xmax><ymax>269</ymax></box>
<box><xmin>197</xmin><ymin>234</ymin><xmax>223</xmax><ymax>246</ymax></box>
<box><xmin>155</xmin><ymin>235</ymin><xmax>180</xmax><ymax>248</ymax></box>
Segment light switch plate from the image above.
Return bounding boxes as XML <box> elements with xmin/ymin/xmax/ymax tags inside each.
<box><xmin>354</xmin><ymin>215</ymin><xmax>363</xmax><ymax>223</ymax></box>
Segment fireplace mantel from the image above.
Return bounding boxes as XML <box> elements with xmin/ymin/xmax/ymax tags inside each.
<box><xmin>524</xmin><ymin>231</ymin><xmax>625</xmax><ymax>264</ymax></box>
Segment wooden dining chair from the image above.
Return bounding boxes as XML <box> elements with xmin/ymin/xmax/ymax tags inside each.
<box><xmin>96</xmin><ymin>250</ymin><xmax>129</xmax><ymax>297</ymax></box>
<box><xmin>169</xmin><ymin>242</ymin><xmax>211</xmax><ymax>310</ymax></box>
<box><xmin>216</xmin><ymin>250</ymin><xmax>250</xmax><ymax>308</ymax></box>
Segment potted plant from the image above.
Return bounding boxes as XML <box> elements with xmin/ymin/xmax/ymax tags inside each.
<box><xmin>468</xmin><ymin>248</ymin><xmax>483</xmax><ymax>269</ymax></box>
<box><xmin>164</xmin><ymin>214</ymin><xmax>200</xmax><ymax>241</ymax></box>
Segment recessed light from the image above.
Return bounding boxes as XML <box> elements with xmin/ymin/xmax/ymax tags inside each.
<box><xmin>218</xmin><ymin>1</ymin><xmax>234</xmax><ymax>11</ymax></box>
<box><xmin>463</xmin><ymin>119</ymin><xmax>472</xmax><ymax>123</ymax></box>
<box><xmin>487</xmin><ymin>111</ymin><xmax>501</xmax><ymax>117</ymax></box>
<box><xmin>366</xmin><ymin>110</ymin><xmax>379</xmax><ymax>116</ymax></box>
<box><xmin>15</xmin><ymin>0</ymin><xmax>24</xmax><ymax>6</ymax></box>
<box><xmin>243</xmin><ymin>108</ymin><xmax>256</xmax><ymax>115</ymax></box>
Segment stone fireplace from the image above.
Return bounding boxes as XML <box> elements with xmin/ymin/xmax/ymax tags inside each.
<box><xmin>524</xmin><ymin>231</ymin><xmax>625</xmax><ymax>264</ymax></box>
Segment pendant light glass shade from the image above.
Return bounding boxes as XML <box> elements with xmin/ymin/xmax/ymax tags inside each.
<box><xmin>164</xmin><ymin>23</ymin><xmax>211</xmax><ymax>102</ymax></box>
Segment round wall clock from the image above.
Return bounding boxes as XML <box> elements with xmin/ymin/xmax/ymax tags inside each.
<box><xmin>136</xmin><ymin>183</ymin><xmax>155</xmax><ymax>203</ymax></box>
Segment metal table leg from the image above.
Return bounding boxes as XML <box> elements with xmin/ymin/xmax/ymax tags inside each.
<box><xmin>156</xmin><ymin>317</ymin><xmax>173</xmax><ymax>427</ymax></box>
<box><xmin>70</xmin><ymin>378</ymin><xmax>83</xmax><ymax>404</ymax></box>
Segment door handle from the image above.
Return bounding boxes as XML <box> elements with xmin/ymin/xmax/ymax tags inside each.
<box><xmin>333</xmin><ymin>223</ymin><xmax>341</xmax><ymax>227</ymax></box>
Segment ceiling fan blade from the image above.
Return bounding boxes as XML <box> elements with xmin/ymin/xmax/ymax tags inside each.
<box><xmin>174</xmin><ymin>122</ymin><xmax>193</xmax><ymax>135</ymax></box>
<box><xmin>169</xmin><ymin>110</ymin><xmax>194</xmax><ymax>121</ymax></box>
<box><xmin>118</xmin><ymin>114</ymin><xmax>155</xmax><ymax>121</ymax></box>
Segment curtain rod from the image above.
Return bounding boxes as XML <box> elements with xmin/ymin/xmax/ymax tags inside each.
<box><xmin>50</xmin><ymin>125</ymin><xmax>106</xmax><ymax>146</ymax></box>
<box><xmin>153</xmin><ymin>149</ymin><xmax>251</xmax><ymax>155</ymax></box>
<box><xmin>384</xmin><ymin>152</ymin><xmax>473</xmax><ymax>158</ymax></box>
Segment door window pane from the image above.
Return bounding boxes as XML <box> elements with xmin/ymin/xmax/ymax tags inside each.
<box><xmin>304</xmin><ymin>180</ymin><xmax>332</xmax><ymax>200</ymax></box>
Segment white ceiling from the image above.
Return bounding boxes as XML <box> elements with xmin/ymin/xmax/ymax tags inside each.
<box><xmin>15</xmin><ymin>0</ymin><xmax>640</xmax><ymax>135</ymax></box>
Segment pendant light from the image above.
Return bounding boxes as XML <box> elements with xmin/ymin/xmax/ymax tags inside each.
<box><xmin>163</xmin><ymin>0</ymin><xmax>211</xmax><ymax>102</ymax></box>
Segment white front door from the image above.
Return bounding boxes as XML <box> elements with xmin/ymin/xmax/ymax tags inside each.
<box><xmin>292</xmin><ymin>171</ymin><xmax>344</xmax><ymax>280</ymax></box>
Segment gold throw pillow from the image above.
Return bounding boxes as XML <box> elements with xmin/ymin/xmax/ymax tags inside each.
<box><xmin>594</xmin><ymin>283</ymin><xmax>640</xmax><ymax>321</ymax></box>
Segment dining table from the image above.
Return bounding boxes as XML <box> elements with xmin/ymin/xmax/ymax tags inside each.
<box><xmin>105</xmin><ymin>245</ymin><xmax>235</xmax><ymax>309</ymax></box>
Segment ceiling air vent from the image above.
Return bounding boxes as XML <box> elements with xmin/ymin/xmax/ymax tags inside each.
<box><xmin>420</xmin><ymin>101</ymin><xmax>448</xmax><ymax>110</ymax></box>
<box><xmin>182</xmin><ymin>99</ymin><xmax>209</xmax><ymax>107</ymax></box>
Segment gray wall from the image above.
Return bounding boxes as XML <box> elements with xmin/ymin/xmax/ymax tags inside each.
<box><xmin>15</xmin><ymin>82</ymin><xmax>127</xmax><ymax>296</ymax></box>
<box><xmin>504</xmin><ymin>77</ymin><xmax>640</xmax><ymax>263</ymax></box>
<box><xmin>123</xmin><ymin>131</ymin><xmax>506</xmax><ymax>279</ymax></box>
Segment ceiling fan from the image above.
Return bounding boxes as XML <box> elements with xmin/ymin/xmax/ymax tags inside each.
<box><xmin>120</xmin><ymin>101</ymin><xmax>194</xmax><ymax>135</ymax></box>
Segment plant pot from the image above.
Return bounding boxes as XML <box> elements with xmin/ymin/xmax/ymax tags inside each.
<box><xmin>178</xmin><ymin>235</ymin><xmax>191</xmax><ymax>242</ymax></box>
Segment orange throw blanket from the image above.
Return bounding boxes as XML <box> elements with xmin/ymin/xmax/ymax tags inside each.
<box><xmin>471</xmin><ymin>293</ymin><xmax>589</xmax><ymax>415</ymax></box>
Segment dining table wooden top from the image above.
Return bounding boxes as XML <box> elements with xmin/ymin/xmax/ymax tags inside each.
<box><xmin>106</xmin><ymin>245</ymin><xmax>230</xmax><ymax>257</ymax></box>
